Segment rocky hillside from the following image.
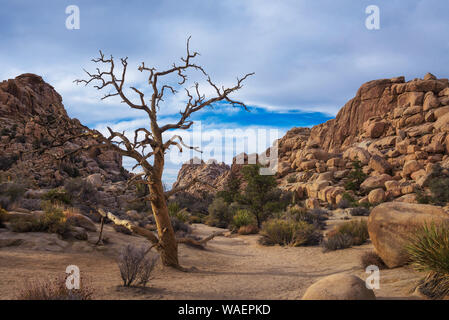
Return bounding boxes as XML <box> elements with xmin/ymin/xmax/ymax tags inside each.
<box><xmin>0</xmin><ymin>74</ymin><xmax>139</xmax><ymax>215</ymax></box>
<box><xmin>174</xmin><ymin>73</ymin><xmax>449</xmax><ymax>208</ymax></box>
<box><xmin>0</xmin><ymin>73</ymin><xmax>129</xmax><ymax>187</ymax></box>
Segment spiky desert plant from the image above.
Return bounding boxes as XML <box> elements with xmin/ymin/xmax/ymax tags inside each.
<box><xmin>406</xmin><ymin>223</ymin><xmax>449</xmax><ymax>299</ymax></box>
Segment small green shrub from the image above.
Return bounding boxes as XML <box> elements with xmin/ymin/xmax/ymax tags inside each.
<box><xmin>344</xmin><ymin>159</ymin><xmax>368</xmax><ymax>192</ymax></box>
<box><xmin>206</xmin><ymin>197</ymin><xmax>232</xmax><ymax>228</ymax></box>
<box><xmin>232</xmin><ymin>209</ymin><xmax>255</xmax><ymax>229</ymax></box>
<box><xmin>168</xmin><ymin>202</ymin><xmax>190</xmax><ymax>223</ymax></box>
<box><xmin>286</xmin><ymin>207</ymin><xmax>327</xmax><ymax>229</ymax></box>
<box><xmin>42</xmin><ymin>189</ymin><xmax>72</xmax><ymax>205</ymax></box>
<box><xmin>259</xmin><ymin>218</ymin><xmax>321</xmax><ymax>247</ymax></box>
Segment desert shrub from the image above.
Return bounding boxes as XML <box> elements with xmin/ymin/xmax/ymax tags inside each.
<box><xmin>42</xmin><ymin>189</ymin><xmax>72</xmax><ymax>205</ymax></box>
<box><xmin>216</xmin><ymin>171</ymin><xmax>241</xmax><ymax>204</ymax></box>
<box><xmin>118</xmin><ymin>245</ymin><xmax>158</xmax><ymax>287</ymax></box>
<box><xmin>349</xmin><ymin>206</ymin><xmax>370</xmax><ymax>216</ymax></box>
<box><xmin>344</xmin><ymin>159</ymin><xmax>367</xmax><ymax>192</ymax></box>
<box><xmin>10</xmin><ymin>203</ymin><xmax>68</xmax><ymax>235</ymax></box>
<box><xmin>237</xmin><ymin>224</ymin><xmax>259</xmax><ymax>235</ymax></box>
<box><xmin>171</xmin><ymin>216</ymin><xmax>192</xmax><ymax>234</ymax></box>
<box><xmin>360</xmin><ymin>251</ymin><xmax>386</xmax><ymax>269</ymax></box>
<box><xmin>286</xmin><ymin>207</ymin><xmax>327</xmax><ymax>230</ymax></box>
<box><xmin>232</xmin><ymin>209</ymin><xmax>255</xmax><ymax>229</ymax></box>
<box><xmin>336</xmin><ymin>219</ymin><xmax>369</xmax><ymax>245</ymax></box>
<box><xmin>406</xmin><ymin>223</ymin><xmax>449</xmax><ymax>298</ymax></box>
<box><xmin>322</xmin><ymin>233</ymin><xmax>354</xmax><ymax>252</ymax></box>
<box><xmin>259</xmin><ymin>218</ymin><xmax>321</xmax><ymax>247</ymax></box>
<box><xmin>337</xmin><ymin>192</ymin><xmax>359</xmax><ymax>209</ymax></box>
<box><xmin>322</xmin><ymin>220</ymin><xmax>369</xmax><ymax>252</ymax></box>
<box><xmin>64</xmin><ymin>178</ymin><xmax>97</xmax><ymax>204</ymax></box>
<box><xmin>206</xmin><ymin>197</ymin><xmax>232</xmax><ymax>228</ymax></box>
<box><xmin>168</xmin><ymin>202</ymin><xmax>189</xmax><ymax>223</ymax></box>
<box><xmin>0</xmin><ymin>182</ymin><xmax>26</xmax><ymax>208</ymax></box>
<box><xmin>0</xmin><ymin>155</ymin><xmax>19</xmax><ymax>171</ymax></box>
<box><xmin>16</xmin><ymin>276</ymin><xmax>93</xmax><ymax>300</ymax></box>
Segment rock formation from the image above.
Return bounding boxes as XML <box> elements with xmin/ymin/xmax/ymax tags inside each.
<box><xmin>0</xmin><ymin>73</ymin><xmax>129</xmax><ymax>187</ymax></box>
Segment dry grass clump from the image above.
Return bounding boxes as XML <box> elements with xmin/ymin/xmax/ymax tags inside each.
<box><xmin>322</xmin><ymin>220</ymin><xmax>369</xmax><ymax>252</ymax></box>
<box><xmin>118</xmin><ymin>244</ymin><xmax>159</xmax><ymax>287</ymax></box>
<box><xmin>237</xmin><ymin>224</ymin><xmax>259</xmax><ymax>235</ymax></box>
<box><xmin>360</xmin><ymin>251</ymin><xmax>386</xmax><ymax>269</ymax></box>
<box><xmin>16</xmin><ymin>276</ymin><xmax>94</xmax><ymax>300</ymax></box>
<box><xmin>406</xmin><ymin>223</ymin><xmax>449</xmax><ymax>299</ymax></box>
<box><xmin>258</xmin><ymin>218</ymin><xmax>322</xmax><ymax>247</ymax></box>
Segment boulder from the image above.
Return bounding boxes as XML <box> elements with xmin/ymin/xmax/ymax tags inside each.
<box><xmin>360</xmin><ymin>174</ymin><xmax>392</xmax><ymax>191</ymax></box>
<box><xmin>66</xmin><ymin>214</ymin><xmax>97</xmax><ymax>232</ymax></box>
<box><xmin>366</xmin><ymin>122</ymin><xmax>386</xmax><ymax>138</ymax></box>
<box><xmin>302</xmin><ymin>274</ymin><xmax>376</xmax><ymax>300</ymax></box>
<box><xmin>368</xmin><ymin>155</ymin><xmax>391</xmax><ymax>174</ymax></box>
<box><xmin>368</xmin><ymin>202</ymin><xmax>449</xmax><ymax>268</ymax></box>
<box><xmin>368</xmin><ymin>188</ymin><xmax>386</xmax><ymax>204</ymax></box>
<box><xmin>402</xmin><ymin>160</ymin><xmax>422</xmax><ymax>178</ymax></box>
<box><xmin>86</xmin><ymin>173</ymin><xmax>103</xmax><ymax>188</ymax></box>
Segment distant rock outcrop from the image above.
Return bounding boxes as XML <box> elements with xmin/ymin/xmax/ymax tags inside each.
<box><xmin>0</xmin><ymin>73</ymin><xmax>129</xmax><ymax>187</ymax></box>
<box><xmin>174</xmin><ymin>73</ymin><xmax>449</xmax><ymax>209</ymax></box>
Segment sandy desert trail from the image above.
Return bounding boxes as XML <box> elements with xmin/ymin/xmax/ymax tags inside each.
<box><xmin>0</xmin><ymin>223</ymin><xmax>423</xmax><ymax>300</ymax></box>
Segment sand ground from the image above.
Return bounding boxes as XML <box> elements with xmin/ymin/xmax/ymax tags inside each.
<box><xmin>0</xmin><ymin>223</ymin><xmax>424</xmax><ymax>300</ymax></box>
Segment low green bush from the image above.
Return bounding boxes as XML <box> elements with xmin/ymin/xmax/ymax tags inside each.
<box><xmin>232</xmin><ymin>209</ymin><xmax>255</xmax><ymax>229</ymax></box>
<box><xmin>258</xmin><ymin>218</ymin><xmax>322</xmax><ymax>247</ymax></box>
<box><xmin>42</xmin><ymin>189</ymin><xmax>72</xmax><ymax>205</ymax></box>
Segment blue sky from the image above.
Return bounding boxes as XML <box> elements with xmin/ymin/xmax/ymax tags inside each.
<box><xmin>1</xmin><ymin>0</ymin><xmax>449</xmax><ymax>184</ymax></box>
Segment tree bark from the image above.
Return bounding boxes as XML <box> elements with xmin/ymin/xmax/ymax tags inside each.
<box><xmin>148</xmin><ymin>177</ymin><xmax>179</xmax><ymax>268</ymax></box>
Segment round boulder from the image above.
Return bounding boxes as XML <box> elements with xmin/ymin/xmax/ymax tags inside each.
<box><xmin>302</xmin><ymin>274</ymin><xmax>375</xmax><ymax>300</ymax></box>
<box><xmin>368</xmin><ymin>202</ymin><xmax>449</xmax><ymax>268</ymax></box>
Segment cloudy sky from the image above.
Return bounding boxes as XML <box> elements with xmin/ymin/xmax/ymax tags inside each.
<box><xmin>1</xmin><ymin>0</ymin><xmax>449</xmax><ymax>185</ymax></box>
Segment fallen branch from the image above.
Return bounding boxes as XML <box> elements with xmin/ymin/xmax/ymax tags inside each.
<box><xmin>97</xmin><ymin>209</ymin><xmax>224</xmax><ymax>250</ymax></box>
<box><xmin>177</xmin><ymin>231</ymin><xmax>225</xmax><ymax>249</ymax></box>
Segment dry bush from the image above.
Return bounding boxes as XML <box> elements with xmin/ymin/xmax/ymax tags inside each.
<box><xmin>118</xmin><ymin>245</ymin><xmax>158</xmax><ymax>287</ymax></box>
<box><xmin>238</xmin><ymin>224</ymin><xmax>259</xmax><ymax>235</ymax></box>
<box><xmin>16</xmin><ymin>276</ymin><xmax>93</xmax><ymax>300</ymax></box>
<box><xmin>322</xmin><ymin>233</ymin><xmax>354</xmax><ymax>252</ymax></box>
<box><xmin>322</xmin><ymin>220</ymin><xmax>369</xmax><ymax>252</ymax></box>
<box><xmin>360</xmin><ymin>251</ymin><xmax>386</xmax><ymax>269</ymax></box>
<box><xmin>258</xmin><ymin>218</ymin><xmax>322</xmax><ymax>247</ymax></box>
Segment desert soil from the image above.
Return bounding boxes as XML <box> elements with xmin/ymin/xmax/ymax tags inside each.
<box><xmin>0</xmin><ymin>223</ymin><xmax>424</xmax><ymax>300</ymax></box>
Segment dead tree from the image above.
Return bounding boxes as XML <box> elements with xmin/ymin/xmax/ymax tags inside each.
<box><xmin>73</xmin><ymin>38</ymin><xmax>253</xmax><ymax>269</ymax></box>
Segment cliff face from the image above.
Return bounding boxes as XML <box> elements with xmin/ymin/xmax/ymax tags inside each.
<box><xmin>0</xmin><ymin>73</ymin><xmax>129</xmax><ymax>187</ymax></box>
<box><xmin>174</xmin><ymin>73</ymin><xmax>449</xmax><ymax>208</ymax></box>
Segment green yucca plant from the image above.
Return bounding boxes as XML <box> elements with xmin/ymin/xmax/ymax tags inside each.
<box><xmin>406</xmin><ymin>223</ymin><xmax>449</xmax><ymax>299</ymax></box>
<box><xmin>406</xmin><ymin>223</ymin><xmax>449</xmax><ymax>274</ymax></box>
